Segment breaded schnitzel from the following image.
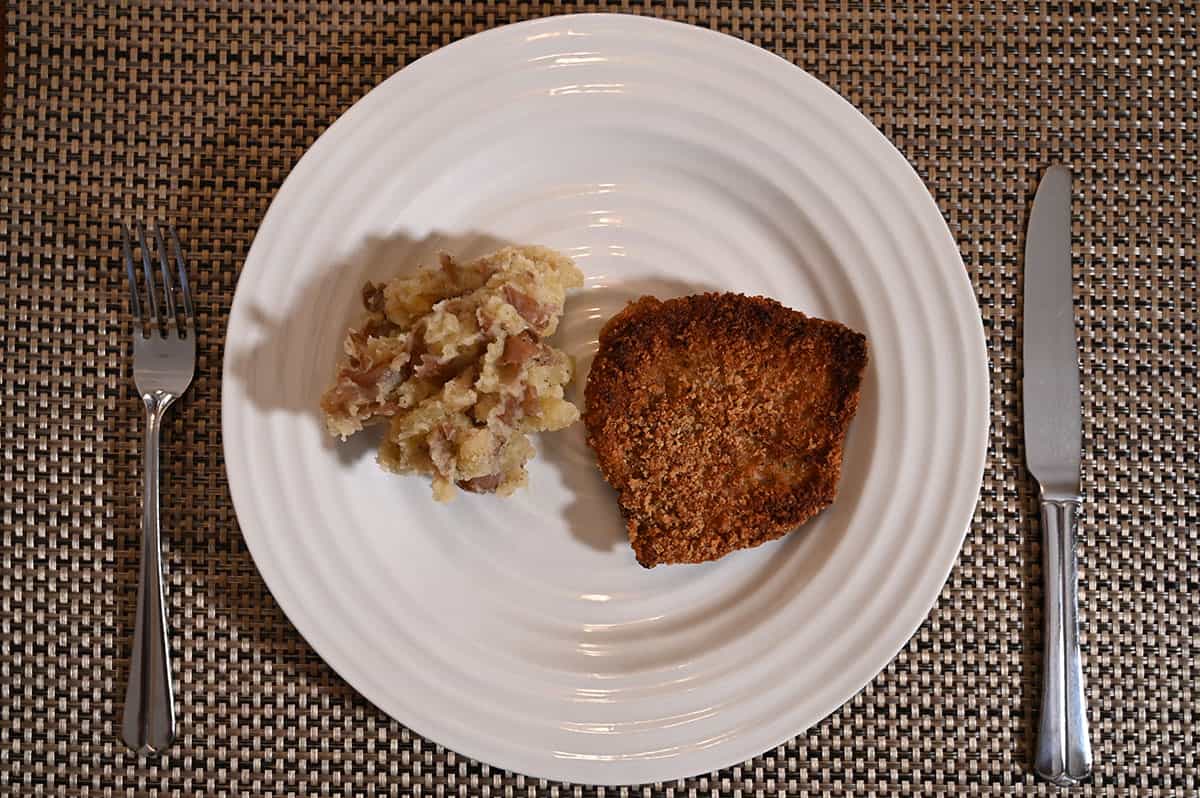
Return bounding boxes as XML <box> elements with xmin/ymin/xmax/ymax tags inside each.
<box><xmin>584</xmin><ymin>293</ymin><xmax>868</xmax><ymax>567</ymax></box>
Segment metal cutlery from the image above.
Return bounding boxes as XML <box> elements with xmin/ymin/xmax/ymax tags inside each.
<box><xmin>119</xmin><ymin>222</ymin><xmax>197</xmax><ymax>755</ymax></box>
<box><xmin>1022</xmin><ymin>165</ymin><xmax>1094</xmax><ymax>786</ymax></box>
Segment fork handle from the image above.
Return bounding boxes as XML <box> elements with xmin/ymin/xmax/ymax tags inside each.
<box><xmin>1034</xmin><ymin>497</ymin><xmax>1093</xmax><ymax>786</ymax></box>
<box><xmin>122</xmin><ymin>392</ymin><xmax>177</xmax><ymax>755</ymax></box>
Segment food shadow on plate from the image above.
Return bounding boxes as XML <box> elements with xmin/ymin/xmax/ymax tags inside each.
<box><xmin>229</xmin><ymin>229</ymin><xmax>514</xmax><ymax>468</ymax></box>
<box><xmin>536</xmin><ymin>275</ymin><xmax>720</xmax><ymax>554</ymax></box>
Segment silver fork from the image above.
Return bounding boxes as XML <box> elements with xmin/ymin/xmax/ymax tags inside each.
<box><xmin>119</xmin><ymin>222</ymin><xmax>196</xmax><ymax>755</ymax></box>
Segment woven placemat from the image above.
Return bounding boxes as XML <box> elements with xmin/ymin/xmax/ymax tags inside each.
<box><xmin>3</xmin><ymin>2</ymin><xmax>1197</xmax><ymax>795</ymax></box>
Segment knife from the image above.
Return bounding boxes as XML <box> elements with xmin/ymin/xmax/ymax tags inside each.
<box><xmin>1023</xmin><ymin>165</ymin><xmax>1093</xmax><ymax>786</ymax></box>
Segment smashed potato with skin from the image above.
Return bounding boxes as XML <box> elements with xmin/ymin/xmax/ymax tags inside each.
<box><xmin>320</xmin><ymin>246</ymin><xmax>583</xmax><ymax>500</ymax></box>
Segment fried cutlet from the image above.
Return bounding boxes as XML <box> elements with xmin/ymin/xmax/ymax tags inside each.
<box><xmin>583</xmin><ymin>293</ymin><xmax>868</xmax><ymax>567</ymax></box>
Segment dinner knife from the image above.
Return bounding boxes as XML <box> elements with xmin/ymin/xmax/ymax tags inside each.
<box><xmin>1023</xmin><ymin>165</ymin><xmax>1093</xmax><ymax>786</ymax></box>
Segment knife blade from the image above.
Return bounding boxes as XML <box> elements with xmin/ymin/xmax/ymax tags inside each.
<box><xmin>1023</xmin><ymin>165</ymin><xmax>1082</xmax><ymax>498</ymax></box>
<box><xmin>1023</xmin><ymin>165</ymin><xmax>1093</xmax><ymax>787</ymax></box>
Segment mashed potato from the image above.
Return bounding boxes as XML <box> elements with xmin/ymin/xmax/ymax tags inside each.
<box><xmin>320</xmin><ymin>245</ymin><xmax>583</xmax><ymax>500</ymax></box>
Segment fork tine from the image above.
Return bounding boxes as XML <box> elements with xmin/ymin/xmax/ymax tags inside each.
<box><xmin>120</xmin><ymin>223</ymin><xmax>143</xmax><ymax>330</ymax></box>
<box><xmin>169</xmin><ymin>226</ymin><xmax>195</xmax><ymax>329</ymax></box>
<box><xmin>153</xmin><ymin>224</ymin><xmax>178</xmax><ymax>331</ymax></box>
<box><xmin>136</xmin><ymin>222</ymin><xmax>161</xmax><ymax>334</ymax></box>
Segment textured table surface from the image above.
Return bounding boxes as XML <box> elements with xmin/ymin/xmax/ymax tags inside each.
<box><xmin>2</xmin><ymin>2</ymin><xmax>1197</xmax><ymax>796</ymax></box>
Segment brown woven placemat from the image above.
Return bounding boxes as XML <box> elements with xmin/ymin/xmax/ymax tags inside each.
<box><xmin>2</xmin><ymin>2</ymin><xmax>1197</xmax><ymax>795</ymax></box>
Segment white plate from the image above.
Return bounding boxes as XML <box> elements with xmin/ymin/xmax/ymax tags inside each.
<box><xmin>222</xmin><ymin>14</ymin><xmax>989</xmax><ymax>785</ymax></box>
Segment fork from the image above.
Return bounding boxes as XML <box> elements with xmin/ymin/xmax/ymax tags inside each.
<box><xmin>119</xmin><ymin>222</ymin><xmax>196</xmax><ymax>755</ymax></box>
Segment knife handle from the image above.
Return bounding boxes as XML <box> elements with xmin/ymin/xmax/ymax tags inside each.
<box><xmin>1034</xmin><ymin>497</ymin><xmax>1093</xmax><ymax>786</ymax></box>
